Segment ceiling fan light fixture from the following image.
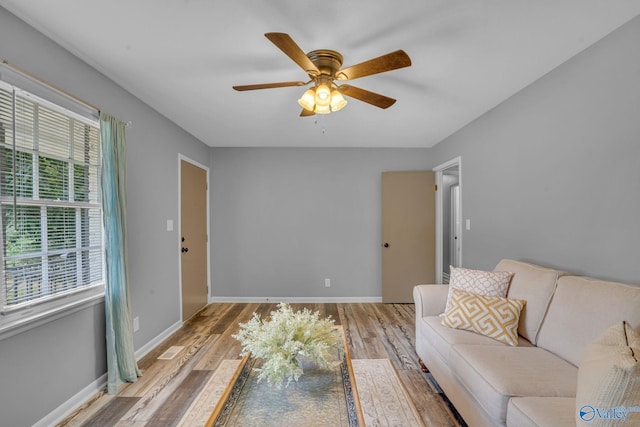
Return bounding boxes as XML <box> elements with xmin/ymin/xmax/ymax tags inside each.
<box><xmin>298</xmin><ymin>83</ymin><xmax>347</xmax><ymax>114</ymax></box>
<box><xmin>297</xmin><ymin>88</ymin><xmax>316</xmax><ymax>111</ymax></box>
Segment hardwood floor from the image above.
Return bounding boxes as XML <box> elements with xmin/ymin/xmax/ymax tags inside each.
<box><xmin>58</xmin><ymin>303</ymin><xmax>464</xmax><ymax>427</ymax></box>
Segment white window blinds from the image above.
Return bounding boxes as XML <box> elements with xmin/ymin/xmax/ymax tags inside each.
<box><xmin>0</xmin><ymin>81</ymin><xmax>103</xmax><ymax>310</ymax></box>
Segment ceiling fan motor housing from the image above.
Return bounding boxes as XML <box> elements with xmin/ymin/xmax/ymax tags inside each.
<box><xmin>306</xmin><ymin>49</ymin><xmax>344</xmax><ymax>78</ymax></box>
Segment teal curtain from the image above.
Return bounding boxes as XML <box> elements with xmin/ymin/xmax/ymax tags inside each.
<box><xmin>100</xmin><ymin>111</ymin><xmax>140</xmax><ymax>394</ymax></box>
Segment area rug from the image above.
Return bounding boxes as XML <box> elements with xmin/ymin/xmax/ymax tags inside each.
<box><xmin>178</xmin><ymin>359</ymin><xmax>240</xmax><ymax>427</ymax></box>
<box><xmin>178</xmin><ymin>358</ymin><xmax>424</xmax><ymax>426</ymax></box>
<box><xmin>351</xmin><ymin>359</ymin><xmax>424</xmax><ymax>426</ymax></box>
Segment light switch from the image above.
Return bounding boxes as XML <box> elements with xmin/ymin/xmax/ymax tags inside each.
<box><xmin>465</xmin><ymin>219</ymin><xmax>471</xmax><ymax>231</ymax></box>
<box><xmin>167</xmin><ymin>219</ymin><xmax>174</xmax><ymax>231</ymax></box>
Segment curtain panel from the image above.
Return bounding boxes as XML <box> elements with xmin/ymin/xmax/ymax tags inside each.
<box><xmin>100</xmin><ymin>112</ymin><xmax>140</xmax><ymax>394</ymax></box>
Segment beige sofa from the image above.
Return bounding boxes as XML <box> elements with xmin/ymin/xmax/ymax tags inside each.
<box><xmin>413</xmin><ymin>259</ymin><xmax>640</xmax><ymax>427</ymax></box>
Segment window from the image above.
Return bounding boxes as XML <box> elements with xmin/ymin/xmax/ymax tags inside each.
<box><xmin>0</xmin><ymin>78</ymin><xmax>103</xmax><ymax>337</ymax></box>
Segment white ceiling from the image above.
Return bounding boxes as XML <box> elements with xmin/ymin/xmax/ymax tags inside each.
<box><xmin>1</xmin><ymin>1</ymin><xmax>639</xmax><ymax>148</ymax></box>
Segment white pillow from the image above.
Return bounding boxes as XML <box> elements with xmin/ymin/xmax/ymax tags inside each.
<box><xmin>444</xmin><ymin>266</ymin><xmax>514</xmax><ymax>314</ymax></box>
<box><xmin>576</xmin><ymin>321</ymin><xmax>640</xmax><ymax>426</ymax></box>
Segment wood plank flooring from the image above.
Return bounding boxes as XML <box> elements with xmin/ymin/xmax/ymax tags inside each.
<box><xmin>58</xmin><ymin>303</ymin><xmax>465</xmax><ymax>427</ymax></box>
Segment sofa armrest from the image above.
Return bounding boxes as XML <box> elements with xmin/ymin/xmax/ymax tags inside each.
<box><xmin>413</xmin><ymin>284</ymin><xmax>449</xmax><ymax>318</ymax></box>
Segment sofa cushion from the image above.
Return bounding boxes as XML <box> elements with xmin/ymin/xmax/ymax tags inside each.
<box><xmin>449</xmin><ymin>344</ymin><xmax>578</xmax><ymax>426</ymax></box>
<box><xmin>442</xmin><ymin>289</ymin><xmax>525</xmax><ymax>346</ymax></box>
<box><xmin>445</xmin><ymin>266</ymin><xmax>514</xmax><ymax>313</ymax></box>
<box><xmin>576</xmin><ymin>321</ymin><xmax>640</xmax><ymax>426</ymax></box>
<box><xmin>420</xmin><ymin>316</ymin><xmax>533</xmax><ymax>364</ymax></box>
<box><xmin>507</xmin><ymin>397</ymin><xmax>576</xmax><ymax>427</ymax></box>
<box><xmin>537</xmin><ymin>276</ymin><xmax>640</xmax><ymax>367</ymax></box>
<box><xmin>494</xmin><ymin>259</ymin><xmax>564</xmax><ymax>345</ymax></box>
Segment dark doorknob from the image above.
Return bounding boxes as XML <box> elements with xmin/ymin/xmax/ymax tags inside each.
<box><xmin>384</xmin><ymin>243</ymin><xmax>389</xmax><ymax>248</ymax></box>
<box><xmin>181</xmin><ymin>247</ymin><xmax>189</xmax><ymax>253</ymax></box>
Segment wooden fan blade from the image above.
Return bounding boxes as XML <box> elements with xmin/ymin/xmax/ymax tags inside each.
<box><xmin>337</xmin><ymin>50</ymin><xmax>411</xmax><ymax>81</ymax></box>
<box><xmin>300</xmin><ymin>108</ymin><xmax>315</xmax><ymax>117</ymax></box>
<box><xmin>339</xmin><ymin>85</ymin><xmax>396</xmax><ymax>109</ymax></box>
<box><xmin>233</xmin><ymin>81</ymin><xmax>307</xmax><ymax>91</ymax></box>
<box><xmin>265</xmin><ymin>33</ymin><xmax>320</xmax><ymax>76</ymax></box>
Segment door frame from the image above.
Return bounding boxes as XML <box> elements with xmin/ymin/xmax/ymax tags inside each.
<box><xmin>433</xmin><ymin>156</ymin><xmax>462</xmax><ymax>284</ymax></box>
<box><xmin>178</xmin><ymin>154</ymin><xmax>211</xmax><ymax>322</ymax></box>
<box><xmin>450</xmin><ymin>184</ymin><xmax>462</xmax><ymax>268</ymax></box>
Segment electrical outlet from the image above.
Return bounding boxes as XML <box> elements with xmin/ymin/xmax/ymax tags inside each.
<box><xmin>133</xmin><ymin>316</ymin><xmax>140</xmax><ymax>332</ymax></box>
<box><xmin>325</xmin><ymin>278</ymin><xmax>331</xmax><ymax>288</ymax></box>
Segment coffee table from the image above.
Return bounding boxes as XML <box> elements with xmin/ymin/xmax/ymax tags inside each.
<box><xmin>206</xmin><ymin>327</ymin><xmax>364</xmax><ymax>426</ymax></box>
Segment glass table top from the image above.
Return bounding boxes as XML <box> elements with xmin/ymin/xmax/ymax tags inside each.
<box><xmin>206</xmin><ymin>333</ymin><xmax>363</xmax><ymax>426</ymax></box>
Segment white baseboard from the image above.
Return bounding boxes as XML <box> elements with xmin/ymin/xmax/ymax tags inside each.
<box><xmin>134</xmin><ymin>319</ymin><xmax>182</xmax><ymax>360</ymax></box>
<box><xmin>35</xmin><ymin>319</ymin><xmax>182</xmax><ymax>427</ymax></box>
<box><xmin>33</xmin><ymin>373</ymin><xmax>107</xmax><ymax>427</ymax></box>
<box><xmin>210</xmin><ymin>296</ymin><xmax>383</xmax><ymax>303</ymax></box>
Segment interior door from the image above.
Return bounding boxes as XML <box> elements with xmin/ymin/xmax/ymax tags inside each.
<box><xmin>180</xmin><ymin>159</ymin><xmax>208</xmax><ymax>321</ymax></box>
<box><xmin>382</xmin><ymin>171</ymin><xmax>436</xmax><ymax>303</ymax></box>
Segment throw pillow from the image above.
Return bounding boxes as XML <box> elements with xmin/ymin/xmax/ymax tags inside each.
<box><xmin>444</xmin><ymin>266</ymin><xmax>514</xmax><ymax>314</ymax></box>
<box><xmin>576</xmin><ymin>321</ymin><xmax>640</xmax><ymax>426</ymax></box>
<box><xmin>441</xmin><ymin>289</ymin><xmax>526</xmax><ymax>346</ymax></box>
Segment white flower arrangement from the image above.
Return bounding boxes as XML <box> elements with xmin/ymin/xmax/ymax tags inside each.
<box><xmin>232</xmin><ymin>303</ymin><xmax>342</xmax><ymax>388</ymax></box>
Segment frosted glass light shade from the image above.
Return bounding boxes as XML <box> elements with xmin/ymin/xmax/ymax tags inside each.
<box><xmin>315</xmin><ymin>83</ymin><xmax>331</xmax><ymax>106</ymax></box>
<box><xmin>314</xmin><ymin>104</ymin><xmax>330</xmax><ymax>114</ymax></box>
<box><xmin>298</xmin><ymin>88</ymin><xmax>316</xmax><ymax>111</ymax></box>
<box><xmin>330</xmin><ymin>89</ymin><xmax>347</xmax><ymax>112</ymax></box>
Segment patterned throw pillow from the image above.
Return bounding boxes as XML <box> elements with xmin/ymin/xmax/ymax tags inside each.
<box><xmin>441</xmin><ymin>289</ymin><xmax>526</xmax><ymax>346</ymax></box>
<box><xmin>444</xmin><ymin>266</ymin><xmax>514</xmax><ymax>314</ymax></box>
<box><xmin>576</xmin><ymin>321</ymin><xmax>640</xmax><ymax>426</ymax></box>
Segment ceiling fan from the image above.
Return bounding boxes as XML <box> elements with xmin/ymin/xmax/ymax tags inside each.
<box><xmin>233</xmin><ymin>33</ymin><xmax>412</xmax><ymax>116</ymax></box>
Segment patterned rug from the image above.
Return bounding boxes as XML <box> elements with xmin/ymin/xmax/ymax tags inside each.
<box><xmin>177</xmin><ymin>358</ymin><xmax>424</xmax><ymax>426</ymax></box>
<box><xmin>351</xmin><ymin>359</ymin><xmax>424</xmax><ymax>426</ymax></box>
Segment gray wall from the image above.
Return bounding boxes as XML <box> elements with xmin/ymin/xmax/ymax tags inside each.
<box><xmin>210</xmin><ymin>148</ymin><xmax>433</xmax><ymax>299</ymax></box>
<box><xmin>434</xmin><ymin>14</ymin><xmax>640</xmax><ymax>284</ymax></box>
<box><xmin>0</xmin><ymin>7</ymin><xmax>210</xmax><ymax>426</ymax></box>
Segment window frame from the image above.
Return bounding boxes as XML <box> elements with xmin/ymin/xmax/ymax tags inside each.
<box><xmin>0</xmin><ymin>77</ymin><xmax>105</xmax><ymax>341</ymax></box>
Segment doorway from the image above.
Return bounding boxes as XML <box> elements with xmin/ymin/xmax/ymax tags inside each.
<box><xmin>179</xmin><ymin>156</ymin><xmax>210</xmax><ymax>321</ymax></box>
<box><xmin>434</xmin><ymin>157</ymin><xmax>462</xmax><ymax>284</ymax></box>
